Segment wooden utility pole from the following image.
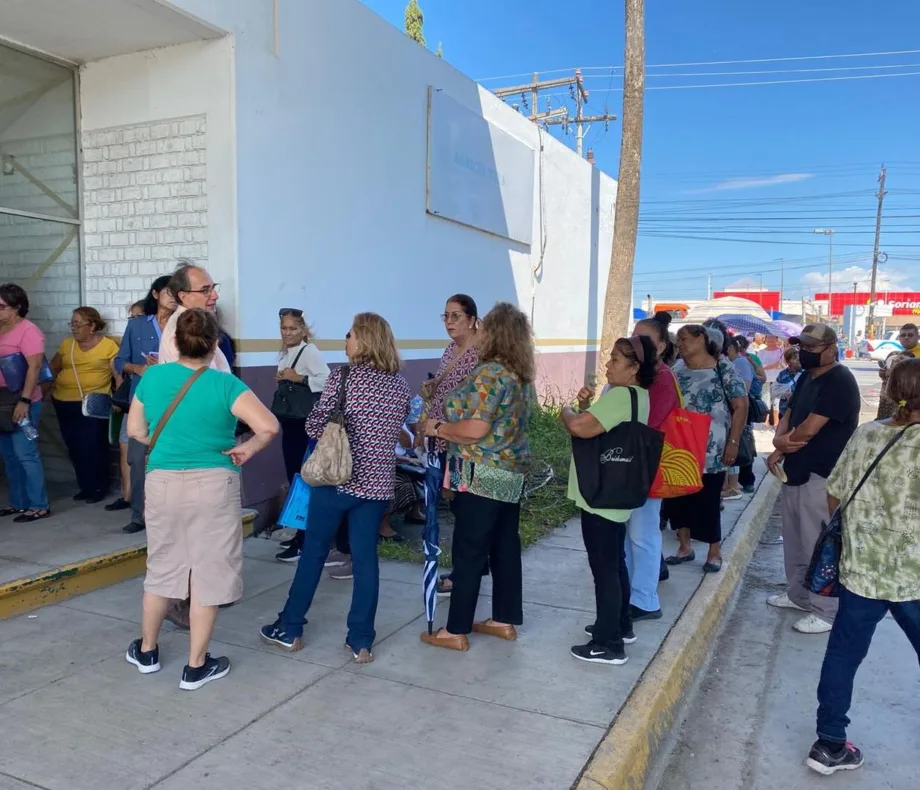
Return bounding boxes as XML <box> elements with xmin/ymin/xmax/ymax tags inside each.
<box><xmin>867</xmin><ymin>165</ymin><xmax>887</xmax><ymax>337</ymax></box>
<box><xmin>599</xmin><ymin>0</ymin><xmax>645</xmax><ymax>374</ymax></box>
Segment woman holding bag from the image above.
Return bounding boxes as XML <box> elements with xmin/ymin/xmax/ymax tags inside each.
<box><xmin>50</xmin><ymin>307</ymin><xmax>119</xmax><ymax>504</ymax></box>
<box><xmin>272</xmin><ymin>308</ymin><xmax>329</xmax><ymax>563</ymax></box>
<box><xmin>261</xmin><ymin>313</ymin><xmax>411</xmax><ymax>664</ymax></box>
<box><xmin>626</xmin><ymin>314</ymin><xmax>681</xmax><ymax>621</ymax></box>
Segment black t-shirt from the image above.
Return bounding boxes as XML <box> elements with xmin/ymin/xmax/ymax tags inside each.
<box><xmin>783</xmin><ymin>364</ymin><xmax>860</xmax><ymax>486</ymax></box>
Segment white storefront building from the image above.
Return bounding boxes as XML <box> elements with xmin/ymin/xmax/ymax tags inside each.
<box><xmin>0</xmin><ymin>0</ymin><xmax>618</xmax><ymax>507</ymax></box>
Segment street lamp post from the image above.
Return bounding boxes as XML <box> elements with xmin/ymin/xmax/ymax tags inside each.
<box><xmin>814</xmin><ymin>229</ymin><xmax>835</xmax><ymax>323</ymax></box>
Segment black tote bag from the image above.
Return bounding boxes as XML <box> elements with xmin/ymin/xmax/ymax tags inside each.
<box><xmin>571</xmin><ymin>387</ymin><xmax>665</xmax><ymax>510</ymax></box>
<box><xmin>271</xmin><ymin>346</ymin><xmax>321</xmax><ymax>421</ymax></box>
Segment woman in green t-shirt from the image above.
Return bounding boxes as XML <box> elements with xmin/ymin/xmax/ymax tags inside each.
<box><xmin>561</xmin><ymin>335</ymin><xmax>658</xmax><ymax>666</ymax></box>
<box><xmin>123</xmin><ymin>309</ymin><xmax>279</xmax><ymax>691</ymax></box>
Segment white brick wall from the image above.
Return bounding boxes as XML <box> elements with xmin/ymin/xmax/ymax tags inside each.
<box><xmin>82</xmin><ymin>114</ymin><xmax>209</xmax><ymax>335</ymax></box>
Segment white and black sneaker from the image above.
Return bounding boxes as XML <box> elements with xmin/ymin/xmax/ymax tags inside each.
<box><xmin>571</xmin><ymin>641</ymin><xmax>628</xmax><ymax>665</ymax></box>
<box><xmin>275</xmin><ymin>545</ymin><xmax>301</xmax><ymax>563</ymax></box>
<box><xmin>179</xmin><ymin>654</ymin><xmax>230</xmax><ymax>691</ymax></box>
<box><xmin>806</xmin><ymin>740</ymin><xmax>864</xmax><ymax>775</ymax></box>
<box><xmin>125</xmin><ymin>639</ymin><xmax>160</xmax><ymax>674</ymax></box>
<box><xmin>583</xmin><ymin>624</ymin><xmax>637</xmax><ymax>644</ymax></box>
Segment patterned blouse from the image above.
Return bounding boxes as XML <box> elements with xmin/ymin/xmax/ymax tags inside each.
<box><xmin>428</xmin><ymin>342</ymin><xmax>479</xmax><ymax>453</ymax></box>
<box><xmin>306</xmin><ymin>364</ymin><xmax>411</xmax><ymax>500</ymax></box>
<box><xmin>672</xmin><ymin>357</ymin><xmax>747</xmax><ymax>474</ymax></box>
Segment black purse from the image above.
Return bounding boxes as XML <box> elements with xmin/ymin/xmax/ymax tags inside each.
<box><xmin>271</xmin><ymin>347</ymin><xmax>321</xmax><ymax>421</ymax></box>
<box><xmin>112</xmin><ymin>375</ymin><xmax>132</xmax><ymax>411</ymax></box>
<box><xmin>0</xmin><ymin>388</ymin><xmax>20</xmax><ymax>433</ymax></box>
<box><xmin>571</xmin><ymin>387</ymin><xmax>665</xmax><ymax>510</ymax></box>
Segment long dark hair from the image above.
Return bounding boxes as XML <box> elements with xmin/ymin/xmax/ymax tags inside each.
<box><xmin>142</xmin><ymin>275</ymin><xmax>172</xmax><ymax>316</ymax></box>
<box><xmin>635</xmin><ymin>310</ymin><xmax>674</xmax><ymax>362</ymax></box>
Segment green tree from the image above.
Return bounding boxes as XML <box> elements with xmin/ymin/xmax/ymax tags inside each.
<box><xmin>404</xmin><ymin>0</ymin><xmax>426</xmax><ymax>47</ymax></box>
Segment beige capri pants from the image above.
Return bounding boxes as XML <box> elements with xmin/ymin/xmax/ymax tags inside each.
<box><xmin>144</xmin><ymin>468</ymin><xmax>244</xmax><ymax>607</ymax></box>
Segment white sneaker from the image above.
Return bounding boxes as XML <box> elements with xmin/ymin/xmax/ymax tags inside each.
<box><xmin>793</xmin><ymin>614</ymin><xmax>832</xmax><ymax>634</ymax></box>
<box><xmin>766</xmin><ymin>593</ymin><xmax>806</xmax><ymax>611</ymax></box>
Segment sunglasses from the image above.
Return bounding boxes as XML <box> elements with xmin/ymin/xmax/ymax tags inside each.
<box><xmin>345</xmin><ymin>331</ymin><xmax>352</xmax><ymax>340</ymax></box>
<box><xmin>279</xmin><ymin>308</ymin><xmax>303</xmax><ymax>318</ymax></box>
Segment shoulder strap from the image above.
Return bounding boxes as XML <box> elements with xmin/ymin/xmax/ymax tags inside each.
<box><xmin>290</xmin><ymin>345</ymin><xmax>307</xmax><ymax>370</ymax></box>
<box><xmin>69</xmin><ymin>339</ymin><xmax>85</xmax><ymax>401</ymax></box>
<box><xmin>839</xmin><ymin>425</ymin><xmax>912</xmax><ymax>515</ymax></box>
<box><xmin>665</xmin><ymin>365</ymin><xmax>684</xmax><ymax>408</ymax></box>
<box><xmin>433</xmin><ymin>348</ymin><xmax>465</xmax><ymax>389</ymax></box>
<box><xmin>147</xmin><ymin>367</ymin><xmax>207</xmax><ymax>457</ymax></box>
<box><xmin>628</xmin><ymin>385</ymin><xmax>638</xmax><ymax>422</ymax></box>
<box><xmin>335</xmin><ymin>365</ymin><xmax>350</xmax><ymax>413</ymax></box>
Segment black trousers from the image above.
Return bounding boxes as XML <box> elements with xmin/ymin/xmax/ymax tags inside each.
<box><xmin>53</xmin><ymin>399</ymin><xmax>109</xmax><ymax>497</ymax></box>
<box><xmin>581</xmin><ymin>510</ymin><xmax>632</xmax><ymax>650</ymax></box>
<box><xmin>446</xmin><ymin>491</ymin><xmax>523</xmax><ymax>635</ymax></box>
<box><xmin>279</xmin><ymin>418</ymin><xmax>310</xmax><ymax>551</ymax></box>
<box><xmin>738</xmin><ymin>464</ymin><xmax>755</xmax><ymax>488</ymax></box>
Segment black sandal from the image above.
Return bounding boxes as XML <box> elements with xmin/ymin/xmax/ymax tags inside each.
<box><xmin>0</xmin><ymin>507</ymin><xmax>22</xmax><ymax>518</ymax></box>
<box><xmin>665</xmin><ymin>551</ymin><xmax>696</xmax><ymax>566</ymax></box>
<box><xmin>13</xmin><ymin>509</ymin><xmax>51</xmax><ymax>523</ymax></box>
<box><xmin>703</xmin><ymin>559</ymin><xmax>723</xmax><ymax>574</ymax></box>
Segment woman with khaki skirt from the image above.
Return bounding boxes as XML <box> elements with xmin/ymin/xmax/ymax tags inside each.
<box><xmin>124</xmin><ymin>309</ymin><xmax>279</xmax><ymax>690</ymax></box>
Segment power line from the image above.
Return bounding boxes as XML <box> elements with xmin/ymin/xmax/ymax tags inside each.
<box><xmin>580</xmin><ymin>62</ymin><xmax>920</xmax><ymax>79</ymax></box>
<box><xmin>477</xmin><ymin>48</ymin><xmax>920</xmax><ymax>81</ymax></box>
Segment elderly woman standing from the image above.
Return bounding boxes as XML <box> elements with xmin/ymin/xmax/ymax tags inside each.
<box><xmin>425</xmin><ymin>294</ymin><xmax>480</xmax><ymax>596</ymax></box>
<box><xmin>0</xmin><ymin>283</ymin><xmax>50</xmax><ymax>522</ymax></box>
<box><xmin>419</xmin><ymin>302</ymin><xmax>534</xmax><ymax>652</ymax></box>
<box><xmin>272</xmin><ymin>307</ymin><xmax>329</xmax><ymax>563</ymax></box>
<box><xmin>124</xmin><ymin>309</ymin><xmax>279</xmax><ymax>690</ymax></box>
<box><xmin>562</xmin><ymin>335</ymin><xmax>659</xmax><ymax>665</ymax></box>
<box><xmin>261</xmin><ymin>313</ymin><xmax>411</xmax><ymax>664</ymax></box>
<box><xmin>805</xmin><ymin>358</ymin><xmax>920</xmax><ymax>775</ymax></box>
<box><xmin>50</xmin><ymin>307</ymin><xmax>120</xmax><ymax>504</ymax></box>
<box><xmin>664</xmin><ymin>325</ymin><xmax>748</xmax><ymax>573</ymax></box>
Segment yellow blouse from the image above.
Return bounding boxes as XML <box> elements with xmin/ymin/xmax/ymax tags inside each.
<box><xmin>53</xmin><ymin>337</ymin><xmax>119</xmax><ymax>402</ymax></box>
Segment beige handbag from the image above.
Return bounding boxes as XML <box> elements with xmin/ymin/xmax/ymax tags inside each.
<box><xmin>302</xmin><ymin>366</ymin><xmax>352</xmax><ymax>486</ymax></box>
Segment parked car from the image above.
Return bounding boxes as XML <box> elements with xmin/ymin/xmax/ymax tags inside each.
<box><xmin>866</xmin><ymin>330</ymin><xmax>903</xmax><ymax>361</ymax></box>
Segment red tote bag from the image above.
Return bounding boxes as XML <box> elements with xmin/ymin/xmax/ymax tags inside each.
<box><xmin>649</xmin><ymin>377</ymin><xmax>711</xmax><ymax>499</ymax></box>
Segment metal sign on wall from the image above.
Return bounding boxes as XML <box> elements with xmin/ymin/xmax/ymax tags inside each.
<box><xmin>426</xmin><ymin>87</ymin><xmax>535</xmax><ymax>245</ymax></box>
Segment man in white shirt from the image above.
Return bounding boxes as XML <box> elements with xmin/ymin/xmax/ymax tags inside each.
<box><xmin>158</xmin><ymin>262</ymin><xmax>231</xmax><ymax>371</ymax></box>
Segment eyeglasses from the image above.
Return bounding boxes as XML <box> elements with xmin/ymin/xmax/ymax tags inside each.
<box><xmin>182</xmin><ymin>283</ymin><xmax>220</xmax><ymax>296</ymax></box>
<box><xmin>279</xmin><ymin>308</ymin><xmax>303</xmax><ymax>318</ymax></box>
<box><xmin>70</xmin><ymin>321</ymin><xmax>90</xmax><ymax>329</ymax></box>
<box><xmin>441</xmin><ymin>311</ymin><xmax>468</xmax><ymax>323</ymax></box>
<box><xmin>0</xmin><ymin>303</ymin><xmax>13</xmax><ymax>312</ymax></box>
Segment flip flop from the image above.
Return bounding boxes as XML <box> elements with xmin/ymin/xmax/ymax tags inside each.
<box><xmin>0</xmin><ymin>507</ymin><xmax>21</xmax><ymax>518</ymax></box>
<box><xmin>665</xmin><ymin>551</ymin><xmax>696</xmax><ymax>565</ymax></box>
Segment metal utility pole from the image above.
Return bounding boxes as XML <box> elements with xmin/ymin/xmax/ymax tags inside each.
<box><xmin>707</xmin><ymin>273</ymin><xmax>712</xmax><ymax>300</ymax></box>
<box><xmin>598</xmin><ymin>0</ymin><xmax>645</xmax><ymax>373</ymax></box>
<box><xmin>494</xmin><ymin>70</ymin><xmax>616</xmax><ymax>158</ymax></box>
<box><xmin>867</xmin><ymin>165</ymin><xmax>887</xmax><ymax>337</ymax></box>
<box><xmin>813</xmin><ymin>228</ymin><xmax>835</xmax><ymax>322</ymax></box>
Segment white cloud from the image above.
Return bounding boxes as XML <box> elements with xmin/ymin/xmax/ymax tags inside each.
<box><xmin>722</xmin><ymin>276</ymin><xmax>762</xmax><ymax>290</ymax></box>
<box><xmin>799</xmin><ymin>265</ymin><xmax>915</xmax><ymax>291</ymax></box>
<box><xmin>695</xmin><ymin>173</ymin><xmax>813</xmax><ymax>193</ymax></box>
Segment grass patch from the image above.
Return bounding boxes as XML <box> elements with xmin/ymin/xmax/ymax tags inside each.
<box><xmin>376</xmin><ymin>403</ymin><xmax>576</xmax><ymax>567</ymax></box>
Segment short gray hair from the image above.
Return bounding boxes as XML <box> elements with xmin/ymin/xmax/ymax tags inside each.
<box><xmin>167</xmin><ymin>259</ymin><xmax>203</xmax><ymax>303</ymax></box>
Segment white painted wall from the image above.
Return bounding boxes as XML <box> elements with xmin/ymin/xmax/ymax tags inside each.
<box><xmin>167</xmin><ymin>0</ymin><xmax>616</xmax><ymax>367</ymax></box>
<box><xmin>78</xmin><ymin>36</ymin><xmax>236</xmax><ymax>334</ymax></box>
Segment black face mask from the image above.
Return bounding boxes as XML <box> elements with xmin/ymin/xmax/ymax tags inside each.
<box><xmin>798</xmin><ymin>348</ymin><xmax>824</xmax><ymax>370</ymax></box>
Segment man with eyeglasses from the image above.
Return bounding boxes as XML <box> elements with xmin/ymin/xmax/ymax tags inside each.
<box><xmin>157</xmin><ymin>261</ymin><xmax>230</xmax><ymax>370</ymax></box>
<box><xmin>899</xmin><ymin>323</ymin><xmax>919</xmax><ymax>358</ymax></box>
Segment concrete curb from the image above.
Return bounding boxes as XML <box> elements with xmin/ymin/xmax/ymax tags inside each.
<box><xmin>575</xmin><ymin>474</ymin><xmax>781</xmax><ymax>790</ymax></box>
<box><xmin>0</xmin><ymin>510</ymin><xmax>257</xmax><ymax>620</ymax></box>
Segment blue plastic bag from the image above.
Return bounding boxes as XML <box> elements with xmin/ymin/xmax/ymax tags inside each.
<box><xmin>278</xmin><ymin>473</ymin><xmax>312</xmax><ymax>530</ymax></box>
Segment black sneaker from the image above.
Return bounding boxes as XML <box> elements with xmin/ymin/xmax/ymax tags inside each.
<box><xmin>583</xmin><ymin>624</ymin><xmax>637</xmax><ymax>644</ymax></box>
<box><xmin>629</xmin><ymin>604</ymin><xmax>663</xmax><ymax>621</ymax></box>
<box><xmin>806</xmin><ymin>740</ymin><xmax>864</xmax><ymax>776</ymax></box>
<box><xmin>260</xmin><ymin>622</ymin><xmax>304</xmax><ymax>652</ymax></box>
<box><xmin>105</xmin><ymin>497</ymin><xmax>131</xmax><ymax>512</ymax></box>
<box><xmin>275</xmin><ymin>545</ymin><xmax>301</xmax><ymax>563</ymax></box>
<box><xmin>179</xmin><ymin>654</ymin><xmax>230</xmax><ymax>691</ymax></box>
<box><xmin>279</xmin><ymin>537</ymin><xmax>296</xmax><ymax>549</ymax></box>
<box><xmin>571</xmin><ymin>641</ymin><xmax>628</xmax><ymax>665</ymax></box>
<box><xmin>125</xmin><ymin>639</ymin><xmax>160</xmax><ymax>674</ymax></box>
<box><xmin>122</xmin><ymin>522</ymin><xmax>145</xmax><ymax>534</ymax></box>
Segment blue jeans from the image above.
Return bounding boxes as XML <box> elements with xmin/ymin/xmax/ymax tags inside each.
<box><xmin>0</xmin><ymin>401</ymin><xmax>48</xmax><ymax>511</ymax></box>
<box><xmin>278</xmin><ymin>485</ymin><xmax>387</xmax><ymax>650</ymax></box>
<box><xmin>625</xmin><ymin>497</ymin><xmax>662</xmax><ymax>612</ymax></box>
<box><xmin>816</xmin><ymin>585</ymin><xmax>920</xmax><ymax>743</ymax></box>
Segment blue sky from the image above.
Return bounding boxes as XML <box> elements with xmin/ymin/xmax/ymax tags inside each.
<box><xmin>361</xmin><ymin>0</ymin><xmax>920</xmax><ymax>306</ymax></box>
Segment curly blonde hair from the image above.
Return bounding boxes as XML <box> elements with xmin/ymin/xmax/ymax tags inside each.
<box><xmin>478</xmin><ymin>302</ymin><xmax>535</xmax><ymax>383</ymax></box>
<box><xmin>349</xmin><ymin>312</ymin><xmax>401</xmax><ymax>374</ymax></box>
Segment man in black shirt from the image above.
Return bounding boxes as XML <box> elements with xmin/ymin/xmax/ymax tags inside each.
<box><xmin>766</xmin><ymin>325</ymin><xmax>860</xmax><ymax>634</ymax></box>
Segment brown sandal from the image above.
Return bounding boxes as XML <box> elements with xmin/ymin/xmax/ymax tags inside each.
<box><xmin>472</xmin><ymin>621</ymin><xmax>517</xmax><ymax>641</ymax></box>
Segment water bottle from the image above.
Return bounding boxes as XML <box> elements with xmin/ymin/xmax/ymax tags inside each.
<box><xmin>17</xmin><ymin>417</ymin><xmax>38</xmax><ymax>442</ymax></box>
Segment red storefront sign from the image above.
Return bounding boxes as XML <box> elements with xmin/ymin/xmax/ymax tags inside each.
<box><xmin>815</xmin><ymin>291</ymin><xmax>920</xmax><ymax>317</ymax></box>
<box><xmin>713</xmin><ymin>290</ymin><xmax>780</xmax><ymax>313</ymax></box>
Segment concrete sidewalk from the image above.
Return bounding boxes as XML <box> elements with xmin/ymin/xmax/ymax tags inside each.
<box><xmin>0</xmin><ymin>469</ymin><xmax>767</xmax><ymax>790</ymax></box>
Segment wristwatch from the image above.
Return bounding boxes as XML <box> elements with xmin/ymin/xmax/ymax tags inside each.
<box><xmin>18</xmin><ymin>397</ymin><xmax>30</xmax><ymax>405</ymax></box>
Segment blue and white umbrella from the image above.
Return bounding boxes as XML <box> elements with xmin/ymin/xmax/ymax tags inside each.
<box><xmin>421</xmin><ymin>447</ymin><xmax>443</xmax><ymax>635</ymax></box>
<box><xmin>716</xmin><ymin>313</ymin><xmax>792</xmax><ymax>338</ymax></box>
